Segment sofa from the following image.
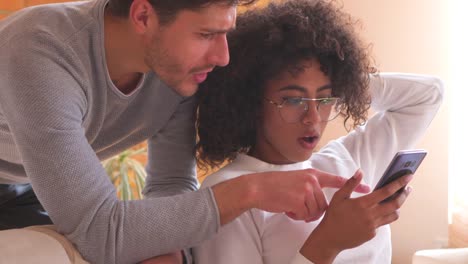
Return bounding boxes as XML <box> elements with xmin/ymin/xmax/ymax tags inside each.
<box><xmin>0</xmin><ymin>225</ymin><xmax>88</xmax><ymax>264</ymax></box>
<box><xmin>1</xmin><ymin>225</ymin><xmax>468</xmax><ymax>264</ymax></box>
<box><xmin>412</xmin><ymin>248</ymin><xmax>468</xmax><ymax>264</ymax></box>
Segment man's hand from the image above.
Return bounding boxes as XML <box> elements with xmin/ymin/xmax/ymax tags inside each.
<box><xmin>299</xmin><ymin>171</ymin><xmax>412</xmax><ymax>264</ymax></box>
<box><xmin>211</xmin><ymin>168</ymin><xmax>370</xmax><ymax>225</ymax></box>
<box><xmin>139</xmin><ymin>251</ymin><xmax>183</xmax><ymax>264</ymax></box>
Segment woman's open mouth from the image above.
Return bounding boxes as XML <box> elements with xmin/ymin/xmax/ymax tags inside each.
<box><xmin>298</xmin><ymin>136</ymin><xmax>319</xmax><ymax>150</ymax></box>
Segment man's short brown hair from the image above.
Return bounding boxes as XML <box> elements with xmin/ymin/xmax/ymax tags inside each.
<box><xmin>107</xmin><ymin>0</ymin><xmax>257</xmax><ymax>25</ymax></box>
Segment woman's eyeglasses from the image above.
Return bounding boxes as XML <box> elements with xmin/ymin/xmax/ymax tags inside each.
<box><xmin>265</xmin><ymin>97</ymin><xmax>342</xmax><ymax>123</ymax></box>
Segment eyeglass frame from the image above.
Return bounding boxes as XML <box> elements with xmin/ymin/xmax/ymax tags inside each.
<box><xmin>264</xmin><ymin>96</ymin><xmax>342</xmax><ymax>123</ymax></box>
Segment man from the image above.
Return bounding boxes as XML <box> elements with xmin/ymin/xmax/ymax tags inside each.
<box><xmin>0</xmin><ymin>0</ymin><xmax>367</xmax><ymax>263</ymax></box>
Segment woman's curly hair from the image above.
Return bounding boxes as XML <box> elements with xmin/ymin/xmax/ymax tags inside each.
<box><xmin>196</xmin><ymin>0</ymin><xmax>374</xmax><ymax>171</ymax></box>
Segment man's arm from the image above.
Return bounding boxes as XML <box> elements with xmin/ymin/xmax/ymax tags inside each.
<box><xmin>143</xmin><ymin>96</ymin><xmax>199</xmax><ymax>198</ymax></box>
<box><xmin>212</xmin><ymin>168</ymin><xmax>370</xmax><ymax>226</ymax></box>
<box><xmin>0</xmin><ymin>32</ymin><xmax>220</xmax><ymax>264</ymax></box>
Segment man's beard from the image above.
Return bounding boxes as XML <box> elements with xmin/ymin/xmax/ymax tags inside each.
<box><xmin>144</xmin><ymin>35</ymin><xmax>186</xmax><ymax>89</ymax></box>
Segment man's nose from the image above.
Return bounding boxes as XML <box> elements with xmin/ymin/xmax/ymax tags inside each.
<box><xmin>208</xmin><ymin>35</ymin><xmax>230</xmax><ymax>67</ymax></box>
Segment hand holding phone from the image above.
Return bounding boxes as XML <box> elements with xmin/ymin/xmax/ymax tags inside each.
<box><xmin>374</xmin><ymin>149</ymin><xmax>427</xmax><ymax>202</ymax></box>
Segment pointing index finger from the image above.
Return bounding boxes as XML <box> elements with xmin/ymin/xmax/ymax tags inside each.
<box><xmin>307</xmin><ymin>168</ymin><xmax>370</xmax><ymax>193</ymax></box>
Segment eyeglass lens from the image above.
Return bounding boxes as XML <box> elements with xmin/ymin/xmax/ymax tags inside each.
<box><xmin>279</xmin><ymin>98</ymin><xmax>340</xmax><ymax>123</ymax></box>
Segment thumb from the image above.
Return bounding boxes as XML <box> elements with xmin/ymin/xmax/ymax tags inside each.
<box><xmin>333</xmin><ymin>169</ymin><xmax>363</xmax><ymax>201</ymax></box>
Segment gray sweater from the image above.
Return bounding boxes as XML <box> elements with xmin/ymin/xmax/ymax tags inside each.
<box><xmin>0</xmin><ymin>0</ymin><xmax>219</xmax><ymax>263</ymax></box>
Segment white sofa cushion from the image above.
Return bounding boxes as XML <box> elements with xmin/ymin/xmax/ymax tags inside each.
<box><xmin>413</xmin><ymin>248</ymin><xmax>468</xmax><ymax>264</ymax></box>
<box><xmin>0</xmin><ymin>225</ymin><xmax>88</xmax><ymax>264</ymax></box>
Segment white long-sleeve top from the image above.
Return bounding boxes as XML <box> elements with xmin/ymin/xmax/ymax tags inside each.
<box><xmin>193</xmin><ymin>73</ymin><xmax>444</xmax><ymax>264</ymax></box>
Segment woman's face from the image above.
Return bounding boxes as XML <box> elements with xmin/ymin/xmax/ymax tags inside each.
<box><xmin>250</xmin><ymin>59</ymin><xmax>333</xmax><ymax>164</ymax></box>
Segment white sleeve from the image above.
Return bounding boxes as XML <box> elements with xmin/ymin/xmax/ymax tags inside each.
<box><xmin>290</xmin><ymin>253</ymin><xmax>315</xmax><ymax>264</ymax></box>
<box><xmin>193</xmin><ymin>210</ymin><xmax>264</xmax><ymax>264</ymax></box>
<box><xmin>339</xmin><ymin>72</ymin><xmax>444</xmax><ymax>186</ymax></box>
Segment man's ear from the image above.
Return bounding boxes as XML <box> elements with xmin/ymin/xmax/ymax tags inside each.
<box><xmin>128</xmin><ymin>0</ymin><xmax>159</xmax><ymax>34</ymax></box>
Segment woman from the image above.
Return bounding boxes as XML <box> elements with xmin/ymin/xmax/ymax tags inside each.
<box><xmin>193</xmin><ymin>0</ymin><xmax>443</xmax><ymax>263</ymax></box>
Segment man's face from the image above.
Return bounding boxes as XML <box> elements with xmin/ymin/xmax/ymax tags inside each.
<box><xmin>145</xmin><ymin>4</ymin><xmax>236</xmax><ymax>97</ymax></box>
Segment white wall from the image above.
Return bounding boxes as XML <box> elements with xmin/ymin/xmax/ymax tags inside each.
<box><xmin>320</xmin><ymin>1</ymin><xmax>450</xmax><ymax>263</ymax></box>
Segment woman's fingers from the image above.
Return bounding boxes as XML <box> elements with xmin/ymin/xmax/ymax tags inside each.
<box><xmin>332</xmin><ymin>170</ymin><xmax>364</xmax><ymax>202</ymax></box>
<box><xmin>374</xmin><ymin>186</ymin><xmax>412</xmax><ymax>226</ymax></box>
<box><xmin>363</xmin><ymin>174</ymin><xmax>413</xmax><ymax>206</ymax></box>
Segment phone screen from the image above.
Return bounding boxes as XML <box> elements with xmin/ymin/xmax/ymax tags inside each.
<box><xmin>373</xmin><ymin>149</ymin><xmax>427</xmax><ymax>202</ymax></box>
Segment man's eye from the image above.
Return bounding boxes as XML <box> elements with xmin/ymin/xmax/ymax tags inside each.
<box><xmin>199</xmin><ymin>33</ymin><xmax>215</xmax><ymax>40</ymax></box>
<box><xmin>283</xmin><ymin>97</ymin><xmax>303</xmax><ymax>106</ymax></box>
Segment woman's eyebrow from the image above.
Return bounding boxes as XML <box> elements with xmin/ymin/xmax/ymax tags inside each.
<box><xmin>278</xmin><ymin>84</ymin><xmax>332</xmax><ymax>93</ymax></box>
<box><xmin>278</xmin><ymin>85</ymin><xmax>307</xmax><ymax>92</ymax></box>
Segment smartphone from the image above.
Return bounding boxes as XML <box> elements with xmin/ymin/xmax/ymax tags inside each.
<box><xmin>373</xmin><ymin>149</ymin><xmax>427</xmax><ymax>202</ymax></box>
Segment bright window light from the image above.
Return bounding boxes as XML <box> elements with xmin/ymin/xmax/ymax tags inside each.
<box><xmin>448</xmin><ymin>0</ymin><xmax>468</xmax><ymax>222</ymax></box>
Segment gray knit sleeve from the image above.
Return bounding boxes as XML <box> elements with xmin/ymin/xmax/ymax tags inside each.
<box><xmin>143</xmin><ymin>96</ymin><xmax>199</xmax><ymax>198</ymax></box>
<box><xmin>0</xmin><ymin>32</ymin><xmax>219</xmax><ymax>264</ymax></box>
